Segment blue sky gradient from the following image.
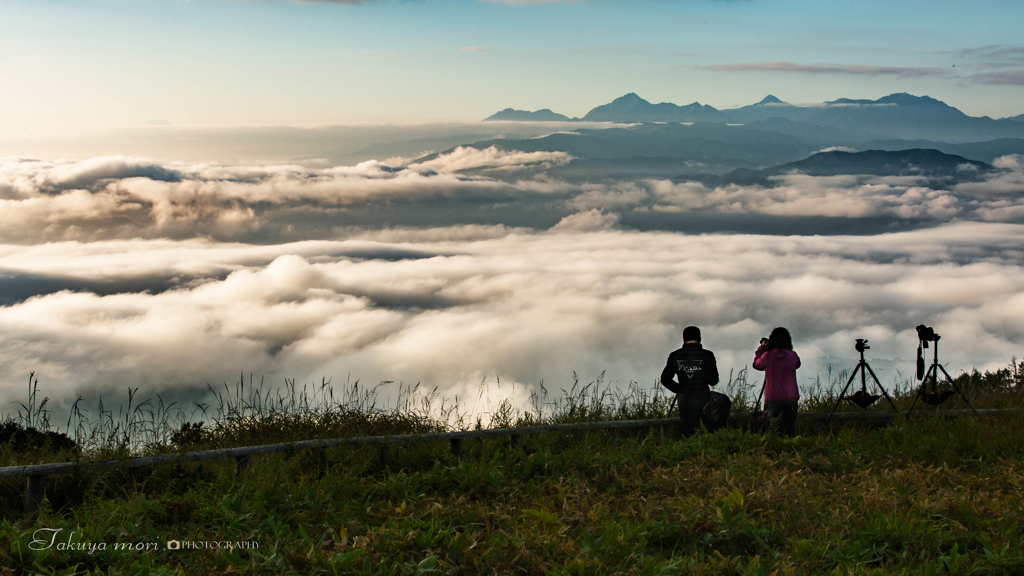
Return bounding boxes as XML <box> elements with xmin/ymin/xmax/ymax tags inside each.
<box><xmin>3</xmin><ymin>0</ymin><xmax>1023</xmax><ymax>135</ymax></box>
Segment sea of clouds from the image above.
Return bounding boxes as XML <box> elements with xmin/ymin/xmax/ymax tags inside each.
<box><xmin>1</xmin><ymin>149</ymin><xmax>1023</xmax><ymax>419</ymax></box>
<box><xmin>3</xmin><ymin>149</ymin><xmax>1024</xmax><ymax>244</ymax></box>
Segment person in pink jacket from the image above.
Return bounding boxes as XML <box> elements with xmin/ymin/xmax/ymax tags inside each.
<box><xmin>753</xmin><ymin>327</ymin><xmax>800</xmax><ymax>437</ymax></box>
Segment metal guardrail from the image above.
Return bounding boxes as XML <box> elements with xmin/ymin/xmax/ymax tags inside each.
<box><xmin>3</xmin><ymin>416</ymin><xmax>680</xmax><ymax>512</ymax></box>
<box><xmin>1</xmin><ymin>416</ymin><xmax>680</xmax><ymax>480</ymax></box>
<box><xmin>3</xmin><ymin>407</ymin><xmax>1020</xmax><ymax>512</ymax></box>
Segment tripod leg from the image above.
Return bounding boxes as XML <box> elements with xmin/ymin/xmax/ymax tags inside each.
<box><xmin>925</xmin><ymin>364</ymin><xmax>939</xmax><ymax>404</ymax></box>
<box><xmin>906</xmin><ymin>392</ymin><xmax>921</xmax><ymax>420</ymax></box>
<box><xmin>827</xmin><ymin>365</ymin><xmax>861</xmax><ymax>426</ymax></box>
<box><xmin>907</xmin><ymin>365</ymin><xmax>934</xmax><ymax>419</ymax></box>
<box><xmin>938</xmin><ymin>364</ymin><xmax>977</xmax><ymax>414</ymax></box>
<box><xmin>864</xmin><ymin>362</ymin><xmax>899</xmax><ymax>414</ymax></box>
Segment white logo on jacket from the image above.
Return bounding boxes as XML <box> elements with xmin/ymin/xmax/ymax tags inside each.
<box><xmin>676</xmin><ymin>359</ymin><xmax>703</xmax><ymax>378</ymax></box>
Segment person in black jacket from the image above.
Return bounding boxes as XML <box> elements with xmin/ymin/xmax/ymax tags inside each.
<box><xmin>660</xmin><ymin>326</ymin><xmax>723</xmax><ymax>436</ymax></box>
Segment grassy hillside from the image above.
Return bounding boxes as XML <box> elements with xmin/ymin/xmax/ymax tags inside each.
<box><xmin>1</xmin><ymin>365</ymin><xmax>1023</xmax><ymax>575</ymax></box>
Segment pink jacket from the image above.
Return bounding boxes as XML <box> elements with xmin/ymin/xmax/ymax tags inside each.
<box><xmin>753</xmin><ymin>345</ymin><xmax>801</xmax><ymax>403</ymax></box>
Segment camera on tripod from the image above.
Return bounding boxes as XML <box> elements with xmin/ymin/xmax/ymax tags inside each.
<box><xmin>909</xmin><ymin>322</ymin><xmax>977</xmax><ymax>413</ymax></box>
<box><xmin>916</xmin><ymin>325</ymin><xmax>939</xmax><ymax>347</ymax></box>
<box><xmin>827</xmin><ymin>337</ymin><xmax>899</xmax><ymax>419</ymax></box>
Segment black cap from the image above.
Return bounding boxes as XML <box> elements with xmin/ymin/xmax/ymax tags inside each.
<box><xmin>683</xmin><ymin>326</ymin><xmax>701</xmax><ymax>343</ymax></box>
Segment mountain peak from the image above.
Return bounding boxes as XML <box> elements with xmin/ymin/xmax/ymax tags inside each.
<box><xmin>614</xmin><ymin>93</ymin><xmax>648</xmax><ymax>103</ymax></box>
<box><xmin>827</xmin><ymin>93</ymin><xmax>952</xmax><ymax>108</ymax></box>
<box><xmin>483</xmin><ymin>108</ymin><xmax>572</xmax><ymax>122</ymax></box>
<box><xmin>580</xmin><ymin>93</ymin><xmax>727</xmax><ymax>123</ymax></box>
<box><xmin>758</xmin><ymin>95</ymin><xmax>784</xmax><ymax>105</ymax></box>
<box><xmin>876</xmin><ymin>93</ymin><xmax>950</xmax><ymax>108</ymax></box>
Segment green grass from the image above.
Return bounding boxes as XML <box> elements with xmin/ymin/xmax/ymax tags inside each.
<box><xmin>1</xmin><ymin>362</ymin><xmax>1023</xmax><ymax>575</ymax></box>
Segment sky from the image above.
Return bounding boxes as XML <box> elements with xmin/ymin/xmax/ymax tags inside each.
<box><xmin>3</xmin><ymin>0</ymin><xmax>1024</xmax><ymax>137</ymax></box>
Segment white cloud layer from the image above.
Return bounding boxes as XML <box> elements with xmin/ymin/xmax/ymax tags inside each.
<box><xmin>2</xmin><ymin>223</ymin><xmax>1023</xmax><ymax>417</ymax></box>
<box><xmin>1</xmin><ymin>152</ymin><xmax>1023</xmax><ymax>418</ymax></box>
<box><xmin>2</xmin><ymin>154</ymin><xmax>1023</xmax><ymax>245</ymax></box>
<box><xmin>410</xmin><ymin>146</ymin><xmax>571</xmax><ymax>172</ymax></box>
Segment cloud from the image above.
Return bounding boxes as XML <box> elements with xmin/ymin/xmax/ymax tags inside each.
<box><xmin>968</xmin><ymin>70</ymin><xmax>1024</xmax><ymax>85</ymax></box>
<box><xmin>0</xmin><ymin>154</ymin><xmax>567</xmax><ymax>243</ymax></box>
<box><xmin>700</xmin><ymin>61</ymin><xmax>949</xmax><ymax>77</ymax></box>
<box><xmin>550</xmin><ymin>209</ymin><xmax>620</xmax><ymax>231</ymax></box>
<box><xmin>566</xmin><ymin>182</ymin><xmax>649</xmax><ymax>211</ymax></box>
<box><xmin>959</xmin><ymin>45</ymin><xmax>1024</xmax><ymax>69</ymax></box>
<box><xmin>410</xmin><ymin>146</ymin><xmax>571</xmax><ymax>172</ymax></box>
<box><xmin>3</xmin><ymin>152</ymin><xmax>1024</xmax><ymax>246</ymax></box>
<box><xmin>644</xmin><ymin>161</ymin><xmax>1024</xmax><ymax>222</ymax></box>
<box><xmin>3</xmin><ymin>223</ymin><xmax>1024</xmax><ymax>422</ymax></box>
<box><xmin>993</xmin><ymin>155</ymin><xmax>1024</xmax><ymax>171</ymax></box>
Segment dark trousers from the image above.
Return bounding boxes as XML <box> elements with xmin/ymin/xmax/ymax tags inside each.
<box><xmin>678</xmin><ymin>396</ymin><xmax>705</xmax><ymax>437</ymax></box>
<box><xmin>765</xmin><ymin>400</ymin><xmax>798</xmax><ymax>437</ymax></box>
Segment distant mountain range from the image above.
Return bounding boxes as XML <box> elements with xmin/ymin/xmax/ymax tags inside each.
<box><xmin>484</xmin><ymin>108</ymin><xmax>573</xmax><ymax>122</ymax></box>
<box><xmin>855</xmin><ymin>138</ymin><xmax>1024</xmax><ymax>164</ymax></box>
<box><xmin>486</xmin><ymin>92</ymin><xmax>1024</xmax><ymax>144</ymax></box>
<box><xmin>417</xmin><ymin>115</ymin><xmax>1024</xmax><ymax>182</ymax></box>
<box><xmin>703</xmin><ymin>149</ymin><xmax>993</xmax><ymax>188</ymax></box>
<box><xmin>579</xmin><ymin>93</ymin><xmax>728</xmax><ymax>123</ymax></box>
<box><xmin>415</xmin><ymin>122</ymin><xmax>821</xmax><ymax>175</ymax></box>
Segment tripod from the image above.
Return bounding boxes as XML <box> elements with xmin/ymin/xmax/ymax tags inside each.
<box><xmin>826</xmin><ymin>341</ymin><xmax>899</xmax><ymax>425</ymax></box>
<box><xmin>906</xmin><ymin>335</ymin><xmax>976</xmax><ymax>418</ymax></box>
<box><xmin>750</xmin><ymin>378</ymin><xmax>768</xmax><ymax>432</ymax></box>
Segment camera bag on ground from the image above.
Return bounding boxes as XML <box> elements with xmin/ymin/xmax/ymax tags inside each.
<box><xmin>702</xmin><ymin>391</ymin><xmax>732</xmax><ymax>431</ymax></box>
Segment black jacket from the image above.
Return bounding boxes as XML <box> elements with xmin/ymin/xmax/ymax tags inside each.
<box><xmin>661</xmin><ymin>343</ymin><xmax>719</xmax><ymax>396</ymax></box>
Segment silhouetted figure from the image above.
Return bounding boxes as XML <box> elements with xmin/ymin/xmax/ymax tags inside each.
<box><xmin>753</xmin><ymin>327</ymin><xmax>801</xmax><ymax>437</ymax></box>
<box><xmin>661</xmin><ymin>326</ymin><xmax>722</xmax><ymax>436</ymax></box>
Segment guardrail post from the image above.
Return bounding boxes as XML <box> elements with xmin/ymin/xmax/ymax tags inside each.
<box><xmin>607</xmin><ymin>427</ymin><xmax>618</xmax><ymax>446</ymax></box>
<box><xmin>25</xmin><ymin>474</ymin><xmax>46</xmax><ymax>512</ymax></box>
<box><xmin>378</xmin><ymin>445</ymin><xmax>394</xmax><ymax>469</ymax></box>
<box><xmin>509</xmin><ymin>434</ymin><xmax>521</xmax><ymax>449</ymax></box>
<box><xmin>449</xmin><ymin>438</ymin><xmax>463</xmax><ymax>458</ymax></box>
<box><xmin>316</xmin><ymin>447</ymin><xmax>328</xmax><ymax>473</ymax></box>
<box><xmin>234</xmin><ymin>455</ymin><xmax>251</xmax><ymax>477</ymax></box>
